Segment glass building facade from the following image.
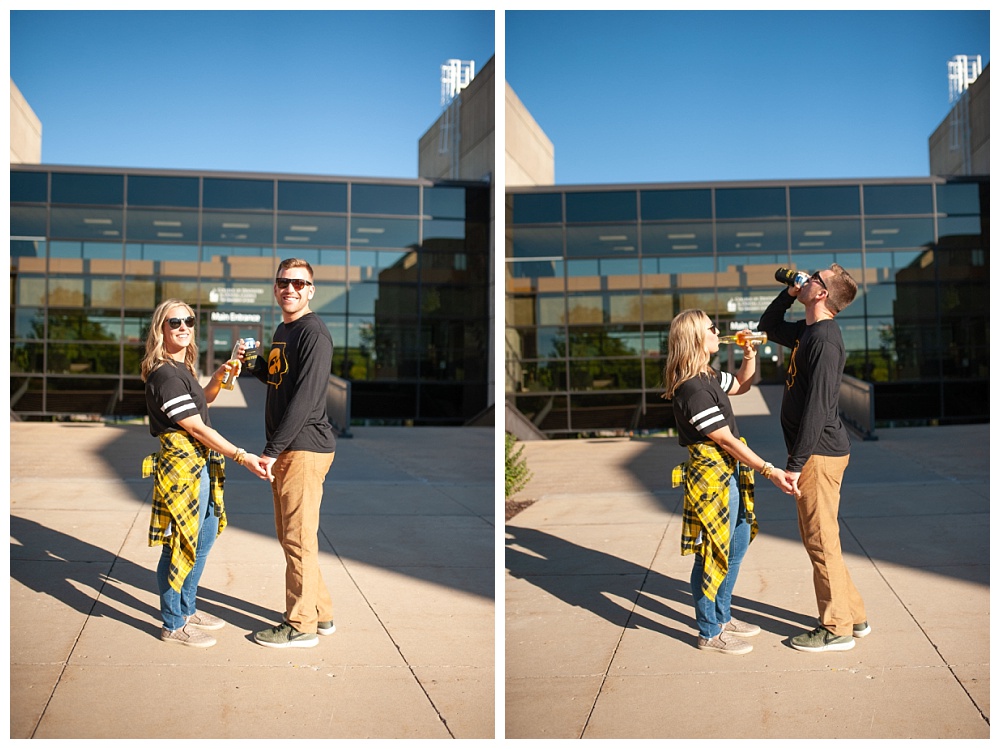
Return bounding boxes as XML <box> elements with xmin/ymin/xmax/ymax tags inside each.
<box><xmin>505</xmin><ymin>178</ymin><xmax>989</xmax><ymax>436</ymax></box>
<box><xmin>11</xmin><ymin>166</ymin><xmax>491</xmax><ymax>425</ymax></box>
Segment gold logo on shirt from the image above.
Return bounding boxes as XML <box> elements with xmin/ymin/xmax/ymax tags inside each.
<box><xmin>786</xmin><ymin>340</ymin><xmax>799</xmax><ymax>390</ymax></box>
<box><xmin>267</xmin><ymin>343</ymin><xmax>288</xmax><ymax>388</ymax></box>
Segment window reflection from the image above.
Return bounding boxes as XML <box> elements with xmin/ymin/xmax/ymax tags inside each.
<box><xmin>510</xmin><ymin>226</ymin><xmax>563</xmax><ymax>258</ymax></box>
<box><xmin>566</xmin><ymin>224</ymin><xmax>637</xmax><ymax>257</ymax></box>
<box><xmin>716</xmin><ymin>220</ymin><xmax>787</xmax><ymax>253</ymax></box>
<box><xmin>641</xmin><ymin>223</ymin><xmax>712</xmax><ymax>254</ymax></box>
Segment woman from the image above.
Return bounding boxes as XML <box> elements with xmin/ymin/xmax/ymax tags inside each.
<box><xmin>140</xmin><ymin>299</ymin><xmax>267</xmax><ymax>648</ymax></box>
<box><xmin>664</xmin><ymin>309</ymin><xmax>794</xmax><ymax>656</ymax></box>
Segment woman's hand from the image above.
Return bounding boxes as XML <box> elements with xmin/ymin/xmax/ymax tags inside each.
<box><xmin>769</xmin><ymin>467</ymin><xmax>797</xmax><ymax>496</ymax></box>
<box><xmin>240</xmin><ymin>452</ymin><xmax>269</xmax><ymax>480</ymax></box>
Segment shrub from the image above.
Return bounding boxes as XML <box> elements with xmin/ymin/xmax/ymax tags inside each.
<box><xmin>505</xmin><ymin>432</ymin><xmax>532</xmax><ymax>498</ymax></box>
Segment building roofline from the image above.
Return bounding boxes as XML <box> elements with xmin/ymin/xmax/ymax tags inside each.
<box><xmin>504</xmin><ymin>175</ymin><xmax>984</xmax><ymax>193</ymax></box>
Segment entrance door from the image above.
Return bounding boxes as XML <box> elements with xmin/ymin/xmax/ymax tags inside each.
<box><xmin>208</xmin><ymin>324</ymin><xmax>264</xmax><ymax>374</ymax></box>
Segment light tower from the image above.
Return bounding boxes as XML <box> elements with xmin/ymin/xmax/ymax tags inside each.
<box><xmin>439</xmin><ymin>59</ymin><xmax>475</xmax><ymax>179</ymax></box>
<box><xmin>947</xmin><ymin>54</ymin><xmax>982</xmax><ymax>174</ymax></box>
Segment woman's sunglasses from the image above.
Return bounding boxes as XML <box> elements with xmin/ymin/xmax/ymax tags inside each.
<box><xmin>275</xmin><ymin>278</ymin><xmax>313</xmax><ymax>290</ymax></box>
<box><xmin>166</xmin><ymin>316</ymin><xmax>196</xmax><ymax>330</ymax></box>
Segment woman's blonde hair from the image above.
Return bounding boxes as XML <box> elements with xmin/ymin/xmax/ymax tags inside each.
<box><xmin>662</xmin><ymin>309</ymin><xmax>714</xmax><ymax>400</ymax></box>
<box><xmin>140</xmin><ymin>299</ymin><xmax>198</xmax><ymax>382</ymax></box>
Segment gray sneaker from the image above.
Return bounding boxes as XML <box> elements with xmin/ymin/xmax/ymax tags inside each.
<box><xmin>254</xmin><ymin>622</ymin><xmax>318</xmax><ymax>649</ymax></box>
<box><xmin>697</xmin><ymin>633</ymin><xmax>753</xmax><ymax>655</ymax></box>
<box><xmin>161</xmin><ymin>624</ymin><xmax>216</xmax><ymax>648</ymax></box>
<box><xmin>791</xmin><ymin>625</ymin><xmax>855</xmax><ymax>652</ymax></box>
<box><xmin>186</xmin><ymin>610</ymin><xmax>225</xmax><ymax>631</ymax></box>
<box><xmin>317</xmin><ymin>620</ymin><xmax>336</xmax><ymax>636</ymax></box>
<box><xmin>723</xmin><ymin>615</ymin><xmax>761</xmax><ymax>638</ymax></box>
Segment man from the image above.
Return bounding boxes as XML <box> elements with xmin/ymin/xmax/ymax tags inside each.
<box><xmin>758</xmin><ymin>263</ymin><xmax>870</xmax><ymax>653</ymax></box>
<box><xmin>248</xmin><ymin>258</ymin><xmax>337</xmax><ymax>649</ymax></box>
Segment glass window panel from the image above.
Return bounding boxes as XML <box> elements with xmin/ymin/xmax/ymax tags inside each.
<box><xmin>566</xmin><ymin>224</ymin><xmax>638</xmax><ymax>257</ymax></box>
<box><xmin>11</xmin><ymin>205</ymin><xmax>47</xmax><ymax>237</ymax></box>
<box><xmin>45</xmin><ymin>309</ymin><xmax>122</xmax><ymax>341</ymax></box>
<box><xmin>789</xmin><ymin>185</ymin><xmax>860</xmax><ymax>216</ymax></box>
<box><xmin>566</xmin><ymin>294</ymin><xmax>603</xmax><ymax>324</ymax></box>
<box><xmin>716</xmin><ymin>187</ymin><xmax>786</xmax><ymax>219</ymax></box>
<box><xmin>568</xmin><ymin>358</ymin><xmax>643</xmax><ymax>390</ymax></box>
<box><xmin>512</xmin><ymin>394</ymin><xmax>568</xmax><ymax>431</ymax></box>
<box><xmin>507</xmin><ymin>326</ymin><xmax>564</xmax><ymax>359</ymax></box>
<box><xmin>309</xmin><ymin>283</ymin><xmax>347</xmax><ymax>314</ymax></box>
<box><xmin>643</xmin><ymin>325</ymin><xmax>670</xmax><ymax>357</ymax></box>
<box><xmin>422</xmin><ymin>219</ymin><xmax>466</xmax><ymax>247</ymax></box>
<box><xmin>423</xmin><ymin>186</ymin><xmax>466</xmax><ymax>219</ymax></box>
<box><xmin>642</xmin><ymin>291</ymin><xmax>677</xmax><ymax>322</ymax></box>
<box><xmin>90</xmin><ymin>279</ymin><xmax>123</xmax><ymax>307</ymax></box>
<box><xmin>865</xmin><ymin>218</ymin><xmax>934</xmax><ymax>249</ymax></box>
<box><xmin>507</xmin><ymin>296</ymin><xmax>537</xmax><ymax>327</ymax></box>
<box><xmin>126</xmin><ymin>242</ymin><xmax>201</xmax><ymax>263</ymax></box>
<box><xmin>641</xmin><ymin>222</ymin><xmax>713</xmax><ymax>255</ymax></box>
<box><xmin>642</xmin><ymin>255</ymin><xmax>715</xmax><ymax>275</ymax></box>
<box><xmin>351</xmin><ymin>184</ymin><xmax>419</xmax><ymax>215</ymax></box>
<box><xmin>716</xmin><ymin>220</ymin><xmax>787</xmax><ymax>253</ymax></box>
<box><xmin>936</xmin><ymin>182</ymin><xmax>981</xmax><ymax>215</ymax></box>
<box><xmin>422</xmin><ymin>285</ymin><xmax>487</xmax><ymax>318</ymax></box>
<box><xmin>510</xmin><ymin>226</ymin><xmax>562</xmax><ymax>258</ymax></box>
<box><xmin>790</xmin><ymin>219</ymin><xmax>861</xmax><ymax>251</ymax></box>
<box><xmin>12</xmin><ymin>239</ymin><xmax>45</xmax><ymax>260</ymax></box>
<box><xmin>16</xmin><ymin>276</ymin><xmax>47</xmax><ymax>306</ymax></box>
<box><xmin>350</xmin><ymin>217</ymin><xmax>418</xmax><ymax>249</ymax></box>
<box><xmin>275</xmin><ymin>213</ymin><xmax>347</xmax><ymax>247</ymax></box>
<box><xmin>13</xmin><ymin>308</ymin><xmax>44</xmax><ymax>339</ymax></box>
<box><xmin>507</xmin><ymin>360</ymin><xmax>566</xmax><ymax>394</ymax></box>
<box><xmin>124</xmin><ymin>281</ymin><xmax>157</xmax><ymax>310</ymax></box>
<box><xmin>11</xmin><ymin>170</ymin><xmax>48</xmax><ymax>202</ymax></box>
<box><xmin>567</xmin><ymin>325</ymin><xmax>642</xmax><ymax>357</ymax></box>
<box><xmin>640</xmin><ymin>189</ymin><xmax>712</xmax><ymax>220</ymax></box>
<box><xmin>203</xmin><ymin>178</ymin><xmax>273</xmax><ymax>210</ymax></box>
<box><xmin>10</xmin><ymin>343</ymin><xmax>45</xmax><ymax>373</ymax></box>
<box><xmin>565</xmin><ymin>191</ymin><xmax>636</xmax><ymax>223</ymax></box>
<box><xmin>127</xmin><ymin>175</ymin><xmax>199</xmax><ymax>207</ymax></box>
<box><xmin>278</xmin><ymin>180</ymin><xmax>347</xmax><ymax>213</ymax></box>
<box><xmin>863</xmin><ymin>184</ymin><xmax>933</xmax><ymax>215</ymax></box>
<box><xmin>50</xmin><ymin>207</ymin><xmax>124</xmax><ymax>240</ymax></box>
<box><xmin>202</xmin><ymin>211</ymin><xmax>274</xmax><ymax>245</ymax></box>
<box><xmin>46</xmin><ymin>342</ymin><xmax>122</xmax><ymax>375</ymax></box>
<box><xmin>538</xmin><ymin>295</ymin><xmax>567</xmax><ymax>326</ymax></box>
<box><xmin>126</xmin><ymin>208</ymin><xmax>199</xmax><ymax>242</ymax></box>
<box><xmin>608</xmin><ymin>293</ymin><xmax>642</xmax><ymax>323</ymax></box>
<box><xmin>938</xmin><ymin>216</ymin><xmax>982</xmax><ymax>240</ymax></box>
<box><xmin>51</xmin><ymin>172</ymin><xmax>124</xmax><ymax>205</ymax></box>
<box><xmin>511</xmin><ymin>192</ymin><xmax>562</xmax><ymax>224</ymax></box>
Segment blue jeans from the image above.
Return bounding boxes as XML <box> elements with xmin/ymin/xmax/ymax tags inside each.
<box><xmin>690</xmin><ymin>474</ymin><xmax>751</xmax><ymax>639</ymax></box>
<box><xmin>157</xmin><ymin>464</ymin><xmax>218</xmax><ymax>631</ymax></box>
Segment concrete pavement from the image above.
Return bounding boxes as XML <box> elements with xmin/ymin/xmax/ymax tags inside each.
<box><xmin>10</xmin><ymin>377</ymin><xmax>495</xmax><ymax>739</ymax></box>
<box><xmin>505</xmin><ymin>385</ymin><xmax>989</xmax><ymax>739</ymax></box>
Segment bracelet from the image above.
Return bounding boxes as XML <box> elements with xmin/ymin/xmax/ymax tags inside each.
<box><xmin>760</xmin><ymin>461</ymin><xmax>774</xmax><ymax>478</ymax></box>
<box><xmin>233</xmin><ymin>447</ymin><xmax>246</xmax><ymax>465</ymax></box>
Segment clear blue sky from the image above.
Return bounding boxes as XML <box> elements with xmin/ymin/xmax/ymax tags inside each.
<box><xmin>10</xmin><ymin>10</ymin><xmax>495</xmax><ymax>178</ymax></box>
<box><xmin>505</xmin><ymin>10</ymin><xmax>989</xmax><ymax>185</ymax></box>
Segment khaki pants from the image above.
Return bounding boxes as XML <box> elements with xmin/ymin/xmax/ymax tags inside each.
<box><xmin>271</xmin><ymin>450</ymin><xmax>335</xmax><ymax>634</ymax></box>
<box><xmin>795</xmin><ymin>454</ymin><xmax>866</xmax><ymax>638</ymax></box>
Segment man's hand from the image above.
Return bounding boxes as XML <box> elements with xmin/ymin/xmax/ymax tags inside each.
<box><xmin>260</xmin><ymin>455</ymin><xmax>277</xmax><ymax>482</ymax></box>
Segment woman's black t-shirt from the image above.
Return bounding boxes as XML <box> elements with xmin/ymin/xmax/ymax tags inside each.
<box><xmin>145</xmin><ymin>361</ymin><xmax>211</xmax><ymax>437</ymax></box>
<box><xmin>672</xmin><ymin>369</ymin><xmax>739</xmax><ymax>446</ymax></box>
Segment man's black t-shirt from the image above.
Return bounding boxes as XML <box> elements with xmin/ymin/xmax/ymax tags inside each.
<box><xmin>145</xmin><ymin>361</ymin><xmax>210</xmax><ymax>437</ymax></box>
<box><xmin>758</xmin><ymin>289</ymin><xmax>851</xmax><ymax>471</ymax></box>
<box><xmin>672</xmin><ymin>369</ymin><xmax>739</xmax><ymax>446</ymax></box>
<box><xmin>252</xmin><ymin>312</ymin><xmax>336</xmax><ymax>457</ymax></box>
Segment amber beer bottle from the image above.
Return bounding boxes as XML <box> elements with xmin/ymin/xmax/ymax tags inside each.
<box><xmin>718</xmin><ymin>330</ymin><xmax>768</xmax><ymax>346</ymax></box>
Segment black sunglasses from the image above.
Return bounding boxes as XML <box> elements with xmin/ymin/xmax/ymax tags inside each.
<box><xmin>810</xmin><ymin>271</ymin><xmax>828</xmax><ymax>290</ymax></box>
<box><xmin>275</xmin><ymin>278</ymin><xmax>313</xmax><ymax>290</ymax></box>
<box><xmin>166</xmin><ymin>316</ymin><xmax>196</xmax><ymax>330</ymax></box>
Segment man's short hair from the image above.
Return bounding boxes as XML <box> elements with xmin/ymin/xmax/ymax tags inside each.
<box><xmin>277</xmin><ymin>257</ymin><xmax>314</xmax><ymax>279</ymax></box>
<box><xmin>825</xmin><ymin>263</ymin><xmax>857</xmax><ymax>315</ymax></box>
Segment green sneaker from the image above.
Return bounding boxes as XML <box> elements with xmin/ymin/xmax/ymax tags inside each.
<box><xmin>317</xmin><ymin>620</ymin><xmax>336</xmax><ymax>636</ymax></box>
<box><xmin>254</xmin><ymin>622</ymin><xmax>318</xmax><ymax>649</ymax></box>
<box><xmin>791</xmin><ymin>625</ymin><xmax>855</xmax><ymax>652</ymax></box>
<box><xmin>853</xmin><ymin>621</ymin><xmax>871</xmax><ymax>638</ymax></box>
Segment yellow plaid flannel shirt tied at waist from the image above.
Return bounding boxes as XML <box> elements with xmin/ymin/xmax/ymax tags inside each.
<box><xmin>142</xmin><ymin>431</ymin><xmax>227</xmax><ymax>593</ymax></box>
<box><xmin>672</xmin><ymin>438</ymin><xmax>758</xmax><ymax>602</ymax></box>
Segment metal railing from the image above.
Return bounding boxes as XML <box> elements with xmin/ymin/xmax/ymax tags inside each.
<box><xmin>839</xmin><ymin>374</ymin><xmax>877</xmax><ymax>441</ymax></box>
<box><xmin>327</xmin><ymin>375</ymin><xmax>353</xmax><ymax>438</ymax></box>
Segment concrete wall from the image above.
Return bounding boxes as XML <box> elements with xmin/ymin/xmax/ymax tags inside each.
<box><xmin>10</xmin><ymin>79</ymin><xmax>42</xmax><ymax>164</ymax></box>
<box><xmin>928</xmin><ymin>64</ymin><xmax>989</xmax><ymax>176</ymax></box>
<box><xmin>505</xmin><ymin>83</ymin><xmax>554</xmax><ymax>187</ymax></box>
